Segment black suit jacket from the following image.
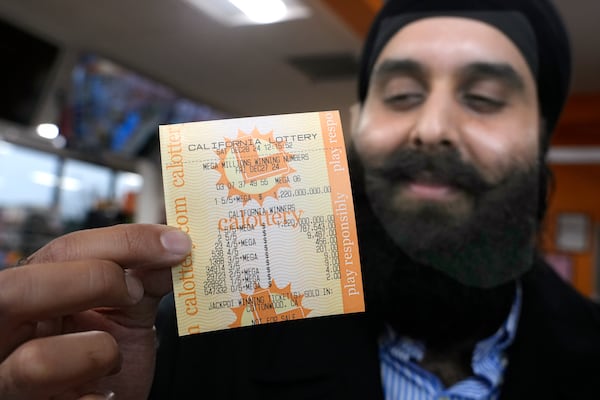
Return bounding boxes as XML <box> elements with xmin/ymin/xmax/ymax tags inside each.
<box><xmin>150</xmin><ymin>262</ymin><xmax>600</xmax><ymax>399</ymax></box>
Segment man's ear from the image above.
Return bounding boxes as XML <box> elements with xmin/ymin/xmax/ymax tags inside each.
<box><xmin>346</xmin><ymin>102</ymin><xmax>362</xmax><ymax>149</ymax></box>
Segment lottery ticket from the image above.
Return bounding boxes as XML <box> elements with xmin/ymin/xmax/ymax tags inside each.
<box><xmin>159</xmin><ymin>110</ymin><xmax>364</xmax><ymax>336</ymax></box>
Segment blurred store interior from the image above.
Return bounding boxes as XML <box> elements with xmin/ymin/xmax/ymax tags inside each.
<box><xmin>0</xmin><ymin>0</ymin><xmax>599</xmax><ymax>299</ymax></box>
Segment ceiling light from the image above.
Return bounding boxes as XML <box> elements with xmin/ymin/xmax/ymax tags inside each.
<box><xmin>36</xmin><ymin>123</ymin><xmax>59</xmax><ymax>139</ymax></box>
<box><xmin>184</xmin><ymin>0</ymin><xmax>310</xmax><ymax>26</ymax></box>
<box><xmin>229</xmin><ymin>0</ymin><xmax>287</xmax><ymax>24</ymax></box>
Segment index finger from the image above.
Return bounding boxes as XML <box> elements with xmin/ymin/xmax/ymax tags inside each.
<box><xmin>27</xmin><ymin>224</ymin><xmax>192</xmax><ymax>270</ymax></box>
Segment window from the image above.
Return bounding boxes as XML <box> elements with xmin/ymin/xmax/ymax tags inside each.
<box><xmin>0</xmin><ymin>140</ymin><xmax>59</xmax><ymax>207</ymax></box>
<box><xmin>59</xmin><ymin>159</ymin><xmax>113</xmax><ymax>221</ymax></box>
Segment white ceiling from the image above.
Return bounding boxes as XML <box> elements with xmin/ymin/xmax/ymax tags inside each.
<box><xmin>0</xmin><ymin>0</ymin><xmax>598</xmax><ymax>122</ymax></box>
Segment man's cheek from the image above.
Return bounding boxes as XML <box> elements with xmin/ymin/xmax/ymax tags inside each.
<box><xmin>466</xmin><ymin>137</ymin><xmax>537</xmax><ymax>184</ymax></box>
<box><xmin>479</xmin><ymin>156</ymin><xmax>535</xmax><ymax>186</ymax></box>
<box><xmin>462</xmin><ymin>151</ymin><xmax>510</xmax><ymax>185</ymax></box>
<box><xmin>354</xmin><ymin>127</ymin><xmax>407</xmax><ymax>168</ymax></box>
<box><xmin>355</xmin><ymin>141</ymin><xmax>387</xmax><ymax>168</ymax></box>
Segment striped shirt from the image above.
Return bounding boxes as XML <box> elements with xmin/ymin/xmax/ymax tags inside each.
<box><xmin>379</xmin><ymin>284</ymin><xmax>522</xmax><ymax>400</ymax></box>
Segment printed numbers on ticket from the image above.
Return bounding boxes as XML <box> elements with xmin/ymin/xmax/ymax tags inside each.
<box><xmin>159</xmin><ymin>110</ymin><xmax>364</xmax><ymax>336</ymax></box>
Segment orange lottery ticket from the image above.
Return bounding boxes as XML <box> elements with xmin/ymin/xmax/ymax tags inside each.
<box><xmin>159</xmin><ymin>110</ymin><xmax>364</xmax><ymax>336</ymax></box>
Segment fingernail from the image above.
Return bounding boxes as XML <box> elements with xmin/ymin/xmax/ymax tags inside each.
<box><xmin>78</xmin><ymin>392</ymin><xmax>115</xmax><ymax>400</ymax></box>
<box><xmin>125</xmin><ymin>273</ymin><xmax>144</xmax><ymax>302</ymax></box>
<box><xmin>160</xmin><ymin>229</ymin><xmax>192</xmax><ymax>255</ymax></box>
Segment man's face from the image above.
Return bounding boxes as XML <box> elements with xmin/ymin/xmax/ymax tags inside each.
<box><xmin>353</xmin><ymin>17</ymin><xmax>541</xmax><ymax>287</ymax></box>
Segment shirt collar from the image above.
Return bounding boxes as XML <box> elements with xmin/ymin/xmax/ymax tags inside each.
<box><xmin>380</xmin><ymin>282</ymin><xmax>522</xmax><ymax>386</ymax></box>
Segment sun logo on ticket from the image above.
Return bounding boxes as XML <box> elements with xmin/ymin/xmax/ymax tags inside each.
<box><xmin>229</xmin><ymin>280</ymin><xmax>311</xmax><ymax>328</ymax></box>
<box><xmin>214</xmin><ymin>128</ymin><xmax>295</xmax><ymax>206</ymax></box>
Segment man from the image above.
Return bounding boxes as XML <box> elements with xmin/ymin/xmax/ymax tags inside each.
<box><xmin>1</xmin><ymin>1</ymin><xmax>599</xmax><ymax>399</ymax></box>
<box><xmin>150</xmin><ymin>0</ymin><xmax>600</xmax><ymax>399</ymax></box>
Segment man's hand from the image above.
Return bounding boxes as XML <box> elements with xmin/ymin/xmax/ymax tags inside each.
<box><xmin>0</xmin><ymin>224</ymin><xmax>192</xmax><ymax>400</ymax></box>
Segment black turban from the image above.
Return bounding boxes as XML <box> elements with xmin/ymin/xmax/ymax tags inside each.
<box><xmin>358</xmin><ymin>0</ymin><xmax>571</xmax><ymax>135</ymax></box>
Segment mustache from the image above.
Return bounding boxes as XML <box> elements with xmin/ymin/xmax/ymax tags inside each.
<box><xmin>368</xmin><ymin>147</ymin><xmax>494</xmax><ymax>195</ymax></box>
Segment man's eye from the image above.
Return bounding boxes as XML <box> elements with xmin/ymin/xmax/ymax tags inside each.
<box><xmin>462</xmin><ymin>93</ymin><xmax>506</xmax><ymax>113</ymax></box>
<box><xmin>383</xmin><ymin>93</ymin><xmax>424</xmax><ymax>110</ymax></box>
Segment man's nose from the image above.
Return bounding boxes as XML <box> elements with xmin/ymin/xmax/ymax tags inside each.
<box><xmin>409</xmin><ymin>90</ymin><xmax>456</xmax><ymax>150</ymax></box>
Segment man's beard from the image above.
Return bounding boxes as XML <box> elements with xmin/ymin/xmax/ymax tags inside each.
<box><xmin>349</xmin><ymin>145</ymin><xmax>540</xmax><ymax>347</ymax></box>
<box><xmin>362</xmin><ymin>145</ymin><xmax>539</xmax><ymax>288</ymax></box>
